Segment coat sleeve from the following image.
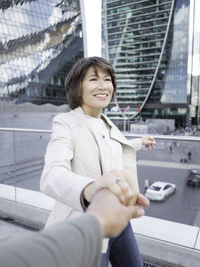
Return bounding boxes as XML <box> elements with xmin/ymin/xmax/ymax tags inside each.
<box><xmin>0</xmin><ymin>214</ymin><xmax>102</xmax><ymax>267</ymax></box>
<box><xmin>128</xmin><ymin>138</ymin><xmax>143</xmax><ymax>151</ymax></box>
<box><xmin>40</xmin><ymin>114</ymin><xmax>95</xmax><ymax>212</ymax></box>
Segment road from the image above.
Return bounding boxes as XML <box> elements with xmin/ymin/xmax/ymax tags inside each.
<box><xmin>138</xmin><ymin>165</ymin><xmax>200</xmax><ymax>226</ymax></box>
<box><xmin>137</xmin><ymin>140</ymin><xmax>200</xmax><ymax>226</ymax></box>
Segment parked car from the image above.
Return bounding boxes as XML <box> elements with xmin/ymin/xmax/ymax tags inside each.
<box><xmin>186</xmin><ymin>170</ymin><xmax>200</xmax><ymax>187</ymax></box>
<box><xmin>145</xmin><ymin>181</ymin><xmax>176</xmax><ymax>201</ymax></box>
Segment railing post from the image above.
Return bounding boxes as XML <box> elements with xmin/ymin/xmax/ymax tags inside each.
<box><xmin>123</xmin><ymin>119</ymin><xmax>126</xmax><ymax>132</ymax></box>
<box><xmin>13</xmin><ymin>130</ymin><xmax>17</xmax><ymax>201</ymax></box>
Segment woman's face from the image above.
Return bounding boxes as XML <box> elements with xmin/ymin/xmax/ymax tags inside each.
<box><xmin>80</xmin><ymin>66</ymin><xmax>114</xmax><ymax>118</ymax></box>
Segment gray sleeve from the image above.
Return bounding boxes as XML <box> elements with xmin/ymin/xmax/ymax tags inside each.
<box><xmin>0</xmin><ymin>214</ymin><xmax>103</xmax><ymax>267</ymax></box>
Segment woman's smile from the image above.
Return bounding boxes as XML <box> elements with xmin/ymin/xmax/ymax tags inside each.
<box><xmin>93</xmin><ymin>93</ymin><xmax>109</xmax><ymax>100</ymax></box>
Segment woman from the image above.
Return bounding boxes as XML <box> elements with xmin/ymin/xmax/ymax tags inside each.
<box><xmin>40</xmin><ymin>56</ymin><xmax>155</xmax><ymax>267</ymax></box>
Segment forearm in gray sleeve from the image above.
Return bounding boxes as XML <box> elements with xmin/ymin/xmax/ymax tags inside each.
<box><xmin>0</xmin><ymin>214</ymin><xmax>103</xmax><ymax>267</ymax></box>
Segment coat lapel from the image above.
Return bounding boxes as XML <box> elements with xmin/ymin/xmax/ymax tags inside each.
<box><xmin>86</xmin><ymin>123</ymin><xmax>111</xmax><ymax>174</ymax></box>
<box><xmin>101</xmin><ymin>114</ymin><xmax>132</xmax><ymax>147</ymax></box>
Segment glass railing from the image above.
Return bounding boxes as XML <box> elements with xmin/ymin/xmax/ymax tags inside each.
<box><xmin>0</xmin><ymin>127</ymin><xmax>51</xmax><ymax>201</ymax></box>
<box><xmin>0</xmin><ymin>127</ymin><xmax>200</xmax><ymax>228</ymax></box>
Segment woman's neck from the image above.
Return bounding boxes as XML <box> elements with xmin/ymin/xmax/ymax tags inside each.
<box><xmin>81</xmin><ymin>105</ymin><xmax>102</xmax><ymax>118</ymax></box>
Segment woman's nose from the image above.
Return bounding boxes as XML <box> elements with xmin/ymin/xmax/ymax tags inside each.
<box><xmin>97</xmin><ymin>81</ymin><xmax>106</xmax><ymax>90</ymax></box>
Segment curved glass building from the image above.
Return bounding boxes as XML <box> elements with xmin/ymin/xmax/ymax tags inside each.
<box><xmin>103</xmin><ymin>0</ymin><xmax>199</xmax><ymax>126</ymax></box>
<box><xmin>0</xmin><ymin>0</ymin><xmax>83</xmax><ymax>109</ymax></box>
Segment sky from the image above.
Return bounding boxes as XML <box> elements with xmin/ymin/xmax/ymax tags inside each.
<box><xmin>82</xmin><ymin>0</ymin><xmax>101</xmax><ymax>57</ymax></box>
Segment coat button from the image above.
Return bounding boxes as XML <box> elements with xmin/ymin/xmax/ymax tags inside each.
<box><xmin>102</xmin><ymin>135</ymin><xmax>105</xmax><ymax>139</ymax></box>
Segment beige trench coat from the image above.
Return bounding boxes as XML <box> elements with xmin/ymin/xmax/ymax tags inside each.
<box><xmin>40</xmin><ymin>107</ymin><xmax>142</xmax><ymax>250</ymax></box>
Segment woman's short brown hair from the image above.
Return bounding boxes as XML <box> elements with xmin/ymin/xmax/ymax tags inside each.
<box><xmin>65</xmin><ymin>56</ymin><xmax>116</xmax><ymax>109</ymax></box>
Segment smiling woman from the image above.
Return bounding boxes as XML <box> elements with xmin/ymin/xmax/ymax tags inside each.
<box><xmin>65</xmin><ymin>57</ymin><xmax>116</xmax><ymax>111</ymax></box>
<box><xmin>40</xmin><ymin>56</ymin><xmax>155</xmax><ymax>267</ymax></box>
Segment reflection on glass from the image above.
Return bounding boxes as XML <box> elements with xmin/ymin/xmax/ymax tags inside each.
<box><xmin>0</xmin><ymin>0</ymin><xmax>83</xmax><ymax>108</ymax></box>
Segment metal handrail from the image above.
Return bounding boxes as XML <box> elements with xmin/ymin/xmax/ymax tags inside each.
<box><xmin>0</xmin><ymin>127</ymin><xmax>200</xmax><ymax>142</ymax></box>
<box><xmin>124</xmin><ymin>132</ymin><xmax>200</xmax><ymax>142</ymax></box>
<box><xmin>0</xmin><ymin>127</ymin><xmax>51</xmax><ymax>134</ymax></box>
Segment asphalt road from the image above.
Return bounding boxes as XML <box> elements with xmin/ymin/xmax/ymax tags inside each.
<box><xmin>138</xmin><ymin>165</ymin><xmax>200</xmax><ymax>226</ymax></box>
<box><xmin>137</xmin><ymin>140</ymin><xmax>200</xmax><ymax>227</ymax></box>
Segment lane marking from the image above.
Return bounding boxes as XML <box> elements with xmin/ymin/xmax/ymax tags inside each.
<box><xmin>137</xmin><ymin>160</ymin><xmax>200</xmax><ymax>170</ymax></box>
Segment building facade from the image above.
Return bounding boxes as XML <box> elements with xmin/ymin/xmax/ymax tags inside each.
<box><xmin>103</xmin><ymin>0</ymin><xmax>200</xmax><ymax>126</ymax></box>
<box><xmin>0</xmin><ymin>0</ymin><xmax>83</xmax><ymax>110</ymax></box>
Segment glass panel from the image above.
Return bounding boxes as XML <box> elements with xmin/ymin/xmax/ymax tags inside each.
<box><xmin>1</xmin><ymin>128</ymin><xmax>199</xmax><ymax>227</ymax></box>
<box><xmin>1</xmin><ymin>126</ymin><xmax>200</xmax><ymax>227</ymax></box>
<box><xmin>0</xmin><ymin>131</ymin><xmax>15</xmax><ymax>194</ymax></box>
<box><xmin>0</xmin><ymin>130</ymin><xmax>50</xmax><ymax>192</ymax></box>
<box><xmin>13</xmin><ymin>131</ymin><xmax>50</xmax><ymax>191</ymax></box>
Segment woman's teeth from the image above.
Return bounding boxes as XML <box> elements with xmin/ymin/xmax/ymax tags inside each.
<box><xmin>94</xmin><ymin>94</ymin><xmax>107</xmax><ymax>98</ymax></box>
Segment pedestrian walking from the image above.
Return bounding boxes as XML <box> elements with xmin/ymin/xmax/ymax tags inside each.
<box><xmin>144</xmin><ymin>179</ymin><xmax>149</xmax><ymax>193</ymax></box>
<box><xmin>188</xmin><ymin>151</ymin><xmax>192</xmax><ymax>160</ymax></box>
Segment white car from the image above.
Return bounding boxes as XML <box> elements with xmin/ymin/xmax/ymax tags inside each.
<box><xmin>145</xmin><ymin>181</ymin><xmax>176</xmax><ymax>201</ymax></box>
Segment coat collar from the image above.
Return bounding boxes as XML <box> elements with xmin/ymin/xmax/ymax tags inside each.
<box><xmin>73</xmin><ymin>107</ymin><xmax>131</xmax><ymax>147</ymax></box>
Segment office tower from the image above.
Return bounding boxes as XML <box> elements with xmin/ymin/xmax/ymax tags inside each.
<box><xmin>103</xmin><ymin>0</ymin><xmax>199</xmax><ymax>126</ymax></box>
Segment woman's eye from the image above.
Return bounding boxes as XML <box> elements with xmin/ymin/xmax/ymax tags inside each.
<box><xmin>89</xmin><ymin>78</ymin><xmax>97</xmax><ymax>81</ymax></box>
<box><xmin>105</xmin><ymin>78</ymin><xmax>111</xmax><ymax>81</ymax></box>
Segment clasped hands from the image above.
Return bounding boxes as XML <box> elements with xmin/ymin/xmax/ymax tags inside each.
<box><xmin>83</xmin><ymin>169</ymin><xmax>150</xmax><ymax>219</ymax></box>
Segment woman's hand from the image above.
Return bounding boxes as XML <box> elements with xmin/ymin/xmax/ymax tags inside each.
<box><xmin>141</xmin><ymin>136</ymin><xmax>156</xmax><ymax>149</ymax></box>
<box><xmin>83</xmin><ymin>170</ymin><xmax>137</xmax><ymax>206</ymax></box>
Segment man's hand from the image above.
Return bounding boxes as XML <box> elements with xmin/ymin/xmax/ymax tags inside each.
<box><xmin>87</xmin><ymin>189</ymin><xmax>149</xmax><ymax>238</ymax></box>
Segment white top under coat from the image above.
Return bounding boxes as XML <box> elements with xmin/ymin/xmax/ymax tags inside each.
<box><xmin>83</xmin><ymin>111</ymin><xmax>123</xmax><ymax>172</ymax></box>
